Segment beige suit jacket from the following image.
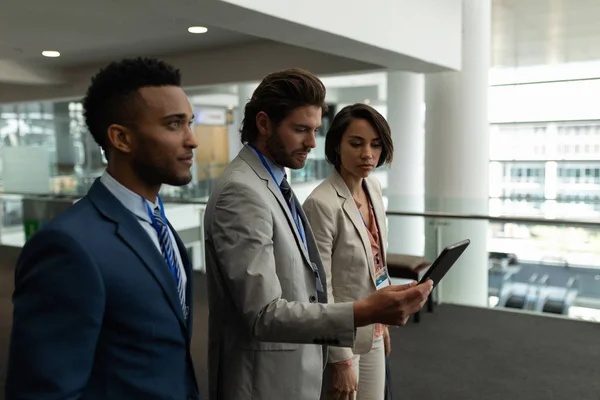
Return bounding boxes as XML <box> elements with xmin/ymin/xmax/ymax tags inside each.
<box><xmin>302</xmin><ymin>170</ymin><xmax>388</xmax><ymax>364</ymax></box>
<box><xmin>204</xmin><ymin>146</ymin><xmax>356</xmax><ymax>400</ymax></box>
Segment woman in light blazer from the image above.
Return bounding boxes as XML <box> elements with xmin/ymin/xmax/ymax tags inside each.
<box><xmin>303</xmin><ymin>103</ymin><xmax>394</xmax><ymax>400</ymax></box>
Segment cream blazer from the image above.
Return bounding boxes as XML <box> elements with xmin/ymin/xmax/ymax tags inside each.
<box><xmin>303</xmin><ymin>169</ymin><xmax>388</xmax><ymax>363</ymax></box>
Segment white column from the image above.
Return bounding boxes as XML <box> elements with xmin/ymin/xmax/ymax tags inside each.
<box><xmin>53</xmin><ymin>102</ymin><xmax>75</xmax><ymax>175</ymax></box>
<box><xmin>386</xmin><ymin>71</ymin><xmax>425</xmax><ymax>256</ymax></box>
<box><xmin>228</xmin><ymin>83</ymin><xmax>256</xmax><ymax>160</ymax></box>
<box><xmin>424</xmin><ymin>0</ymin><xmax>491</xmax><ymax>307</ymax></box>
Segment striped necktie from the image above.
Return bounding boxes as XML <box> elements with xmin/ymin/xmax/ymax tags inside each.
<box><xmin>153</xmin><ymin>207</ymin><xmax>186</xmax><ymax>318</ymax></box>
<box><xmin>280</xmin><ymin>177</ymin><xmax>309</xmax><ymax>250</ymax></box>
<box><xmin>279</xmin><ymin>177</ymin><xmax>294</xmax><ymax>208</ymax></box>
<box><xmin>280</xmin><ymin>178</ymin><xmax>300</xmax><ymax>222</ymax></box>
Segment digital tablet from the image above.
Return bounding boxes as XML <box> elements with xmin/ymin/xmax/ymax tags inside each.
<box><xmin>419</xmin><ymin>239</ymin><xmax>470</xmax><ymax>288</ymax></box>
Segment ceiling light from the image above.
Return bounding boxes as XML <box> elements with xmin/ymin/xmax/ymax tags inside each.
<box><xmin>188</xmin><ymin>26</ymin><xmax>208</xmax><ymax>34</ymax></box>
<box><xmin>42</xmin><ymin>50</ymin><xmax>60</xmax><ymax>58</ymax></box>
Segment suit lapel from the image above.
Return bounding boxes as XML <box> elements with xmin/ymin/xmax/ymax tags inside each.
<box><xmin>269</xmin><ymin>179</ymin><xmax>313</xmax><ymax>267</ymax></box>
<box><xmin>240</xmin><ymin>146</ymin><xmax>313</xmax><ymax>269</ymax></box>
<box><xmin>330</xmin><ymin>172</ymin><xmax>376</xmax><ymax>285</ymax></box>
<box><xmin>87</xmin><ymin>180</ymin><xmax>188</xmax><ymax>331</ymax></box>
<box><xmin>342</xmin><ymin>198</ymin><xmax>377</xmax><ymax>285</ymax></box>
<box><xmin>116</xmin><ymin>224</ymin><xmax>188</xmax><ymax>328</ymax></box>
<box><xmin>297</xmin><ymin>205</ymin><xmax>328</xmax><ymax>302</ymax></box>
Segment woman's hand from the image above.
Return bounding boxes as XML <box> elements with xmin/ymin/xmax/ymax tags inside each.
<box><xmin>383</xmin><ymin>326</ymin><xmax>391</xmax><ymax>357</ymax></box>
<box><xmin>332</xmin><ymin>361</ymin><xmax>358</xmax><ymax>400</ymax></box>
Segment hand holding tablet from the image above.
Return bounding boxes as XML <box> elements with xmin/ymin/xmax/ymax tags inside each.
<box><xmin>353</xmin><ymin>280</ymin><xmax>433</xmax><ymax>327</ymax></box>
<box><xmin>353</xmin><ymin>240</ymin><xmax>470</xmax><ymax>327</ymax></box>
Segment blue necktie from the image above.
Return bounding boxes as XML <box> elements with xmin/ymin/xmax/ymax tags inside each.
<box><xmin>153</xmin><ymin>207</ymin><xmax>187</xmax><ymax>318</ymax></box>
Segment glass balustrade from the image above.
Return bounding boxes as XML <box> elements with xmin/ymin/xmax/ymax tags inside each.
<box><xmin>2</xmin><ymin>191</ymin><xmax>599</xmax><ymax>322</ymax></box>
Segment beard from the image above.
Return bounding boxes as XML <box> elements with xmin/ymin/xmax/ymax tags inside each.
<box><xmin>265</xmin><ymin>128</ymin><xmax>309</xmax><ymax>169</ymax></box>
<box><xmin>131</xmin><ymin>145</ymin><xmax>192</xmax><ymax>188</ymax></box>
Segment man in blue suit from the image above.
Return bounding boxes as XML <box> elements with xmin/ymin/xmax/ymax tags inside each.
<box><xmin>6</xmin><ymin>57</ymin><xmax>200</xmax><ymax>399</ymax></box>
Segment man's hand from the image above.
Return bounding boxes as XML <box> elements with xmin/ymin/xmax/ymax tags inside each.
<box><xmin>353</xmin><ymin>280</ymin><xmax>433</xmax><ymax>327</ymax></box>
<box><xmin>331</xmin><ymin>361</ymin><xmax>358</xmax><ymax>400</ymax></box>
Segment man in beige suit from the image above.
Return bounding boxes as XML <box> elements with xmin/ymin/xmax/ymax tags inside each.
<box><xmin>203</xmin><ymin>68</ymin><xmax>433</xmax><ymax>400</ymax></box>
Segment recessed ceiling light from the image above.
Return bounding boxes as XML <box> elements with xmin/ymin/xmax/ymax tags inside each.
<box><xmin>188</xmin><ymin>26</ymin><xmax>208</xmax><ymax>34</ymax></box>
<box><xmin>42</xmin><ymin>50</ymin><xmax>60</xmax><ymax>58</ymax></box>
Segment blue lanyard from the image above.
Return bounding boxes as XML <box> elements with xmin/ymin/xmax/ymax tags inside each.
<box><xmin>358</xmin><ymin>184</ymin><xmax>381</xmax><ymax>267</ymax></box>
<box><xmin>250</xmin><ymin>146</ymin><xmax>307</xmax><ymax>250</ymax></box>
<box><xmin>358</xmin><ymin>183</ymin><xmax>376</xmax><ymax>229</ymax></box>
<box><xmin>358</xmin><ymin>206</ymin><xmax>369</xmax><ymax>228</ymax></box>
<box><xmin>143</xmin><ymin>195</ymin><xmax>177</xmax><ymax>275</ymax></box>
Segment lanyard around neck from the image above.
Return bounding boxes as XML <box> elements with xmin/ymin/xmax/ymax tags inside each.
<box><xmin>357</xmin><ymin>181</ymin><xmax>376</xmax><ymax>229</ymax></box>
<box><xmin>357</xmin><ymin>183</ymin><xmax>382</xmax><ymax>267</ymax></box>
<box><xmin>249</xmin><ymin>145</ymin><xmax>307</xmax><ymax>249</ymax></box>
<box><xmin>250</xmin><ymin>145</ymin><xmax>282</xmax><ymax>189</ymax></box>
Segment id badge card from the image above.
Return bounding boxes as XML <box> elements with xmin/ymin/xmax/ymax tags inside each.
<box><xmin>375</xmin><ymin>267</ymin><xmax>390</xmax><ymax>290</ymax></box>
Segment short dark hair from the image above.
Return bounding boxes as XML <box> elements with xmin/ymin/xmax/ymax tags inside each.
<box><xmin>82</xmin><ymin>57</ymin><xmax>181</xmax><ymax>153</ymax></box>
<box><xmin>240</xmin><ymin>68</ymin><xmax>328</xmax><ymax>144</ymax></box>
<box><xmin>325</xmin><ymin>103</ymin><xmax>394</xmax><ymax>169</ymax></box>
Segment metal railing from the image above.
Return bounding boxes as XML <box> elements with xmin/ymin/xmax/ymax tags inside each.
<box><xmin>2</xmin><ymin>190</ymin><xmax>600</xmax><ymax>320</ymax></box>
<box><xmin>2</xmin><ymin>191</ymin><xmax>600</xmax><ymax>227</ymax></box>
<box><xmin>386</xmin><ymin>210</ymin><xmax>600</xmax><ymax>229</ymax></box>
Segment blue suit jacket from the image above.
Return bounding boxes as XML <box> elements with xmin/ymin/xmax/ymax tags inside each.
<box><xmin>6</xmin><ymin>179</ymin><xmax>199</xmax><ymax>400</ymax></box>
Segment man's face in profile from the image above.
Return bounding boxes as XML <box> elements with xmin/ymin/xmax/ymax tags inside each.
<box><xmin>128</xmin><ymin>86</ymin><xmax>197</xmax><ymax>187</ymax></box>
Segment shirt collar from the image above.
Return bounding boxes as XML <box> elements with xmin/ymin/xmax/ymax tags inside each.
<box><xmin>99</xmin><ymin>170</ymin><xmax>159</xmax><ymax>223</ymax></box>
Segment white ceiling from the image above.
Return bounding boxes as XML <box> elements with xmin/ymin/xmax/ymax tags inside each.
<box><xmin>492</xmin><ymin>0</ymin><xmax>600</xmax><ymax>67</ymax></box>
<box><xmin>0</xmin><ymin>0</ymin><xmax>258</xmax><ymax>68</ymax></box>
<box><xmin>3</xmin><ymin>0</ymin><xmax>600</xmax><ymax>88</ymax></box>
